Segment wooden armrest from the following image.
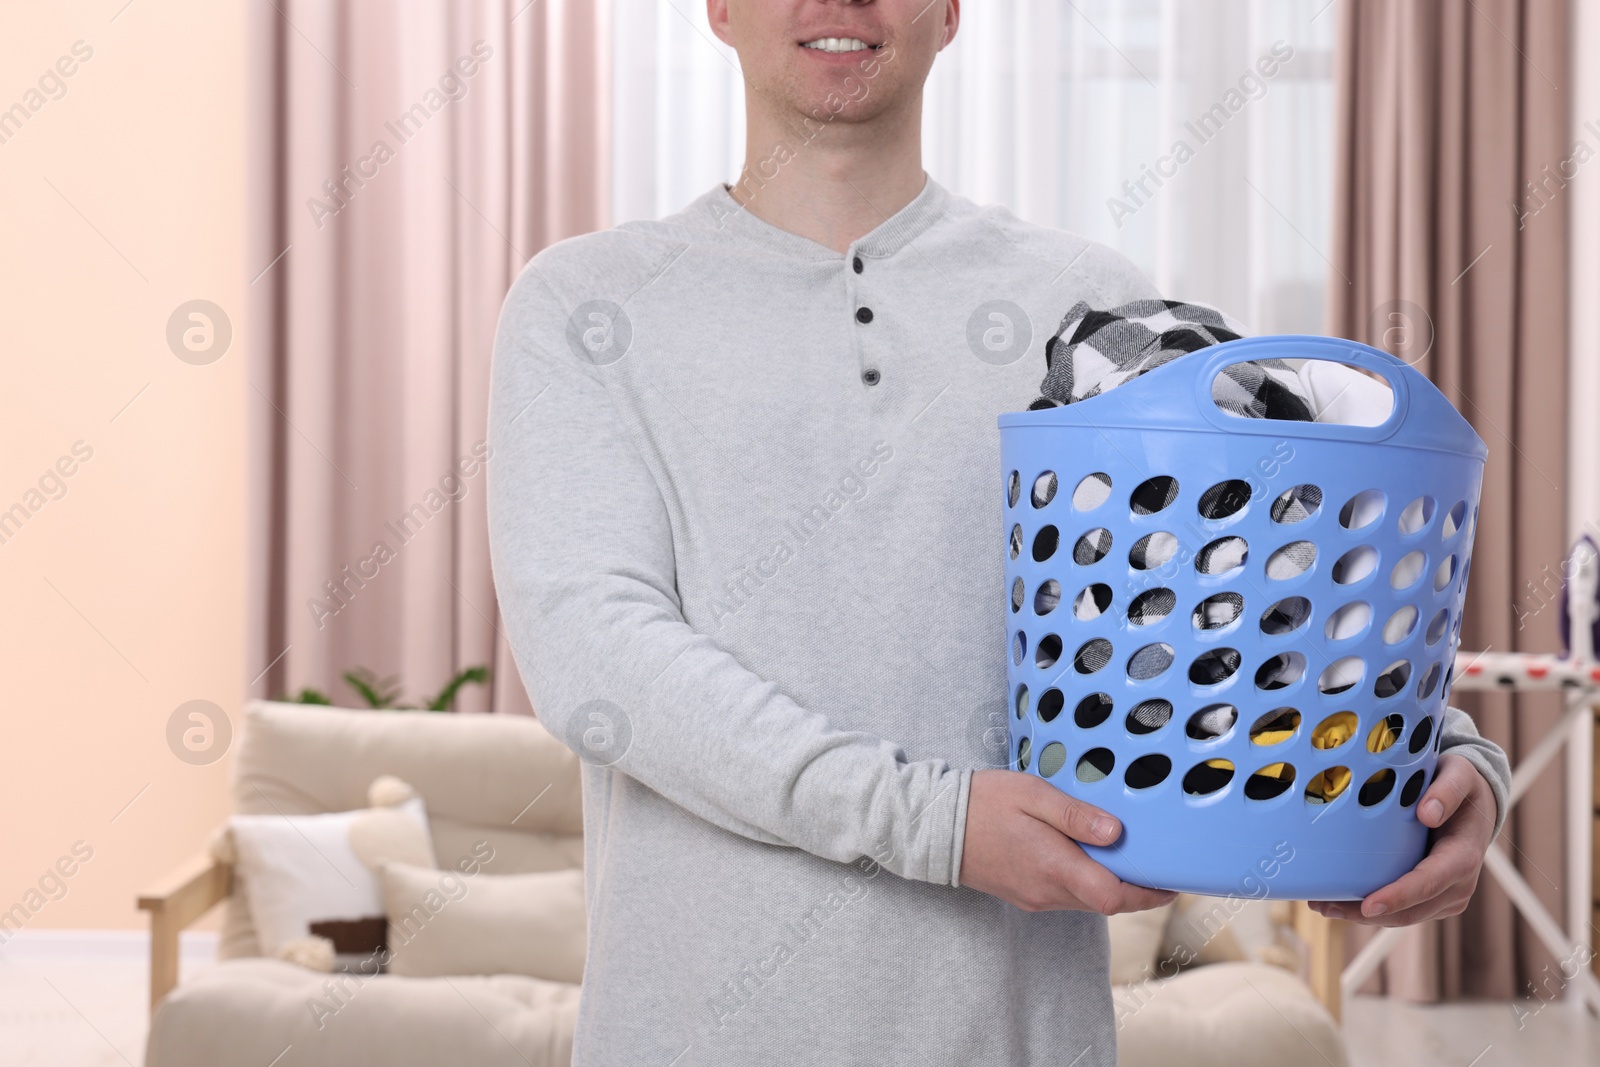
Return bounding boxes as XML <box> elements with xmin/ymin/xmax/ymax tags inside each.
<box><xmin>1292</xmin><ymin>900</ymin><xmax>1343</xmax><ymax>1024</ymax></box>
<box><xmin>138</xmin><ymin>853</ymin><xmax>233</xmax><ymax>1013</ymax></box>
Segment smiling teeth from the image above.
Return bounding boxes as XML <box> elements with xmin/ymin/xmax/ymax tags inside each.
<box><xmin>804</xmin><ymin>38</ymin><xmax>871</xmax><ymax>53</ymax></box>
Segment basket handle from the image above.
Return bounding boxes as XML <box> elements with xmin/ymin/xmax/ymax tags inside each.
<box><xmin>1189</xmin><ymin>336</ymin><xmax>1413</xmax><ymax>443</ymax></box>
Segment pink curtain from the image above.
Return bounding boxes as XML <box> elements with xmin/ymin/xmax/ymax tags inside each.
<box><xmin>1326</xmin><ymin>0</ymin><xmax>1570</xmax><ymax>1001</ymax></box>
<box><xmin>245</xmin><ymin>0</ymin><xmax>609</xmax><ymax>713</ymax></box>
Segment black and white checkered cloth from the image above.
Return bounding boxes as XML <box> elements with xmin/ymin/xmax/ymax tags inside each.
<box><xmin>1023</xmin><ymin>299</ymin><xmax>1321</xmax><ymax>667</ymax></box>
<box><xmin>1028</xmin><ymin>298</ymin><xmax>1316</xmax><ymax>421</ymax></box>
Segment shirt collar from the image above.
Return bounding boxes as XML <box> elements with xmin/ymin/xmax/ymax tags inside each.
<box><xmin>693</xmin><ymin>172</ymin><xmax>952</xmax><ymax>261</ymax></box>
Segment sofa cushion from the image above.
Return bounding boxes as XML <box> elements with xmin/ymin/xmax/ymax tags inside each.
<box><xmin>145</xmin><ymin>958</ymin><xmax>580</xmax><ymax>1067</ymax></box>
<box><xmin>380</xmin><ymin>862</ymin><xmax>587</xmax><ymax>983</ymax></box>
<box><xmin>1106</xmin><ymin>902</ymin><xmax>1175</xmax><ymax>984</ymax></box>
<box><xmin>230</xmin><ymin>795</ymin><xmax>430</xmax><ymax>962</ymax></box>
<box><xmin>220</xmin><ymin>701</ymin><xmax>584</xmax><ymax>959</ymax></box>
<box><xmin>1111</xmin><ymin>960</ymin><xmax>1347</xmax><ymax>1067</ymax></box>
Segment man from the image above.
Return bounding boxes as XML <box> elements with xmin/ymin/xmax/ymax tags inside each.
<box><xmin>486</xmin><ymin>2</ymin><xmax>1510</xmax><ymax>1063</ymax></box>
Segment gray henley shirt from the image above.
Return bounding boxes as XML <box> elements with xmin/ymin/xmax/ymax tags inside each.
<box><xmin>486</xmin><ymin>173</ymin><xmax>1511</xmax><ymax>1066</ymax></box>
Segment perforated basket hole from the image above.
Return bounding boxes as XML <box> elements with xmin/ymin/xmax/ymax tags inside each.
<box><xmin>1196</xmin><ymin>536</ymin><xmax>1249</xmax><ymax>577</ymax></box>
<box><xmin>1187</xmin><ymin>704</ymin><xmax>1237</xmax><ymax>741</ymax></box>
<box><xmin>1397</xmin><ymin>495</ymin><xmax>1436</xmax><ymax>536</ymax></box>
<box><xmin>1359</xmin><ymin>768</ymin><xmax>1397</xmax><ymax>806</ymax></box>
<box><xmin>1311</xmin><ymin>711</ymin><xmax>1358</xmax><ymax>750</ymax></box>
<box><xmin>1383</xmin><ymin>605</ymin><xmax>1419</xmax><ymax>644</ymax></box>
<box><xmin>1259</xmin><ymin>595</ymin><xmax>1312</xmax><ymax>636</ymax></box>
<box><xmin>1443</xmin><ymin>500</ymin><xmax>1468</xmax><ymax>539</ymax></box>
<box><xmin>1035</xmin><ymin>580</ymin><xmax>1062</xmax><ymax>616</ymax></box>
<box><xmin>1190</xmin><ymin>647</ymin><xmax>1242</xmax><ymax>686</ymax></box>
<box><xmin>1408</xmin><ymin>715</ymin><xmax>1435</xmax><ymax>754</ymax></box>
<box><xmin>1035</xmin><ymin>633</ymin><xmax>1062</xmax><ymax>670</ymax></box>
<box><xmin>1038</xmin><ymin>741</ymin><xmax>1068</xmax><ymax>779</ymax></box>
<box><xmin>1339</xmin><ymin>489</ymin><xmax>1385</xmax><ymax>530</ymax></box>
<box><xmin>1416</xmin><ymin>661</ymin><xmax>1442</xmax><ymax>701</ymax></box>
<box><xmin>1390</xmin><ymin>550</ymin><xmax>1426</xmax><ymax>590</ymax></box>
<box><xmin>1323</xmin><ymin>601</ymin><xmax>1372</xmax><ymax>641</ymax></box>
<box><xmin>1425</xmin><ymin>607</ymin><xmax>1450</xmax><ymax>645</ymax></box>
<box><xmin>1198</xmin><ymin>480</ymin><xmax>1252</xmax><ymax>521</ymax></box>
<box><xmin>1127</xmin><ymin>642</ymin><xmax>1176</xmax><ymax>680</ymax></box>
<box><xmin>1074</xmin><ymin>583</ymin><xmax>1113</xmax><ymax>621</ymax></box>
<box><xmin>1126</xmin><ymin>753</ymin><xmax>1172</xmax><ymax>790</ymax></box>
<box><xmin>1442</xmin><ymin>664</ymin><xmax>1455</xmax><ymax>700</ymax></box>
<box><xmin>1073</xmin><ymin>472</ymin><xmax>1113</xmax><ymax>511</ymax></box>
<box><xmin>1318</xmin><ymin>656</ymin><xmax>1365</xmax><ymax>695</ymax></box>
<box><xmin>1129</xmin><ymin>475</ymin><xmax>1180</xmax><ymax>516</ymax></box>
<box><xmin>1011</xmin><ymin>576</ymin><xmax>1025</xmax><ymax>613</ymax></box>
<box><xmin>1126</xmin><ymin>698</ymin><xmax>1173</xmax><ymax>735</ymax></box>
<box><xmin>1037</xmin><ymin>688</ymin><xmax>1065</xmax><ymax>724</ymax></box>
<box><xmin>1015</xmin><ymin>684</ymin><xmax>1029</xmax><ymax>719</ymax></box>
<box><xmin>1255</xmin><ymin>651</ymin><xmax>1306</xmax><ymax>691</ymax></box>
<box><xmin>1332</xmin><ymin>545</ymin><xmax>1379</xmax><ymax>585</ymax></box>
<box><xmin>1459</xmin><ymin>556</ymin><xmax>1472</xmax><ymax>594</ymax></box>
<box><xmin>1367</xmin><ymin>712</ymin><xmax>1405</xmax><ymax>753</ymax></box>
<box><xmin>1183</xmin><ymin>758</ymin><xmax>1234</xmax><ymax>795</ymax></box>
<box><xmin>1249</xmin><ymin>707</ymin><xmax>1301</xmax><ymax>745</ymax></box>
<box><xmin>1128</xmin><ymin>588</ymin><xmax>1177</xmax><ymax>626</ymax></box>
<box><xmin>1012</xmin><ymin>631</ymin><xmax>1026</xmax><ymax>666</ymax></box>
<box><xmin>1271</xmin><ymin>484</ymin><xmax>1323</xmax><ymax>524</ymax></box>
<box><xmin>1195</xmin><ymin>592</ymin><xmax>1246</xmax><ymax>632</ymax></box>
<box><xmin>1074</xmin><ymin>528</ymin><xmax>1114</xmax><ymax>565</ymax></box>
<box><xmin>1009</xmin><ymin>523</ymin><xmax>1023</xmax><ymax>560</ymax></box>
<box><xmin>1031</xmin><ymin>471</ymin><xmax>1058</xmax><ymax>509</ymax></box>
<box><xmin>1016</xmin><ymin>736</ymin><xmax>1032</xmax><ymax>772</ymax></box>
<box><xmin>1400</xmin><ymin>768</ymin><xmax>1427</xmax><ymax>806</ymax></box>
<box><xmin>1129</xmin><ymin>531</ymin><xmax>1179</xmax><ymax>571</ymax></box>
<box><xmin>1032</xmin><ymin>526</ymin><xmax>1060</xmax><ymax>563</ymax></box>
<box><xmin>1007</xmin><ymin>470</ymin><xmax>1021</xmax><ymax>508</ymax></box>
<box><xmin>1373</xmin><ymin>659</ymin><xmax>1413</xmax><ymax>699</ymax></box>
<box><xmin>1433</xmin><ymin>554</ymin><xmax>1457</xmax><ymax>592</ymax></box>
<box><xmin>1245</xmin><ymin>762</ymin><xmax>1296</xmax><ymax>801</ymax></box>
<box><xmin>1074</xmin><ymin>638</ymin><xmax>1114</xmax><ymax>674</ymax></box>
<box><xmin>1305</xmin><ymin>766</ymin><xmax>1352</xmax><ymax>805</ymax></box>
<box><xmin>1266</xmin><ymin>540</ymin><xmax>1317</xmax><ymax>580</ymax></box>
<box><xmin>1075</xmin><ymin>692</ymin><xmax>1113</xmax><ymax>729</ymax></box>
<box><xmin>1077</xmin><ymin>747</ymin><xmax>1115</xmax><ymax>782</ymax></box>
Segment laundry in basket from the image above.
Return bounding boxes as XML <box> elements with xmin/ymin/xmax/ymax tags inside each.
<box><xmin>999</xmin><ymin>306</ymin><xmax>1486</xmax><ymax>900</ymax></box>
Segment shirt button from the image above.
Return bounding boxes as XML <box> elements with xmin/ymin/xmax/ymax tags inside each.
<box><xmin>852</xmin><ymin>256</ymin><xmax>864</xmax><ymax>274</ymax></box>
<box><xmin>862</xmin><ymin>369</ymin><xmax>881</xmax><ymax>386</ymax></box>
<box><xmin>856</xmin><ymin>307</ymin><xmax>873</xmax><ymax>324</ymax></box>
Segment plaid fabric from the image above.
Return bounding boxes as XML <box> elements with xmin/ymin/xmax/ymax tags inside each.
<box><xmin>1028</xmin><ymin>298</ymin><xmax>1316</xmax><ymax>421</ymax></box>
<box><xmin>1025</xmin><ymin>299</ymin><xmax>1323</xmax><ymax>638</ymax></box>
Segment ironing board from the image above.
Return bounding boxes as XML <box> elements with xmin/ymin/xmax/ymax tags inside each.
<box><xmin>1339</xmin><ymin>543</ymin><xmax>1600</xmax><ymax>1014</ymax></box>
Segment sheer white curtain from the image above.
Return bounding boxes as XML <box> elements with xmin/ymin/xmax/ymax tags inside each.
<box><xmin>612</xmin><ymin>0</ymin><xmax>1335</xmax><ymax>333</ymax></box>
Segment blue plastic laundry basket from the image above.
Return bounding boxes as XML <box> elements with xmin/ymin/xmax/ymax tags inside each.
<box><xmin>998</xmin><ymin>336</ymin><xmax>1487</xmax><ymax>900</ymax></box>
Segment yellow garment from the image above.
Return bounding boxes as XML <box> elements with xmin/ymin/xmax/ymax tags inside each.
<box><xmin>1252</xmin><ymin>727</ymin><xmax>1295</xmax><ymax>746</ymax></box>
<box><xmin>1305</xmin><ymin>765</ymin><xmax>1352</xmax><ymax>803</ymax></box>
<box><xmin>1312</xmin><ymin>716</ymin><xmax>1356</xmax><ymax>749</ymax></box>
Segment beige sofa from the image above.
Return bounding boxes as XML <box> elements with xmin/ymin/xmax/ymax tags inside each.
<box><xmin>142</xmin><ymin>701</ymin><xmax>586</xmax><ymax>1066</ymax></box>
<box><xmin>141</xmin><ymin>700</ymin><xmax>1346</xmax><ymax>1067</ymax></box>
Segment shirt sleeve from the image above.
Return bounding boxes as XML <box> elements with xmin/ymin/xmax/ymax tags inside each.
<box><xmin>485</xmin><ymin>265</ymin><xmax>971</xmax><ymax>887</ymax></box>
<box><xmin>1437</xmin><ymin>705</ymin><xmax>1512</xmax><ymax>841</ymax></box>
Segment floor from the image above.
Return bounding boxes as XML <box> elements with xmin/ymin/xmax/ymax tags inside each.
<box><xmin>1</xmin><ymin>940</ymin><xmax>1597</xmax><ymax>1066</ymax></box>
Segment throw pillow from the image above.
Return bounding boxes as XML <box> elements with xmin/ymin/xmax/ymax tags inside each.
<box><xmin>378</xmin><ymin>860</ymin><xmax>586</xmax><ymax>983</ymax></box>
<box><xmin>225</xmin><ymin>779</ymin><xmax>431</xmax><ymax>969</ymax></box>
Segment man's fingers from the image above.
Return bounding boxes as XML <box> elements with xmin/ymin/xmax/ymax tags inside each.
<box><xmin>1028</xmin><ymin>786</ymin><xmax>1119</xmax><ymax>845</ymax></box>
<box><xmin>1357</xmin><ymin>829</ymin><xmax>1478</xmax><ymax>918</ymax></box>
<box><xmin>1417</xmin><ymin>752</ymin><xmax>1477</xmax><ymax>827</ymax></box>
<box><xmin>1063</xmin><ymin>854</ymin><xmax>1176</xmax><ymax>914</ymax></box>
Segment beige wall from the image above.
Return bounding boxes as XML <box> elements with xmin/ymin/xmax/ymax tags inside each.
<box><xmin>0</xmin><ymin>2</ymin><xmax>245</xmax><ymax>930</ymax></box>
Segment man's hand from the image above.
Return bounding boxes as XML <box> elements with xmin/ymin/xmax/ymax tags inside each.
<box><xmin>1306</xmin><ymin>752</ymin><xmax>1497</xmax><ymax>925</ymax></box>
<box><xmin>959</xmin><ymin>769</ymin><xmax>1179</xmax><ymax>914</ymax></box>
